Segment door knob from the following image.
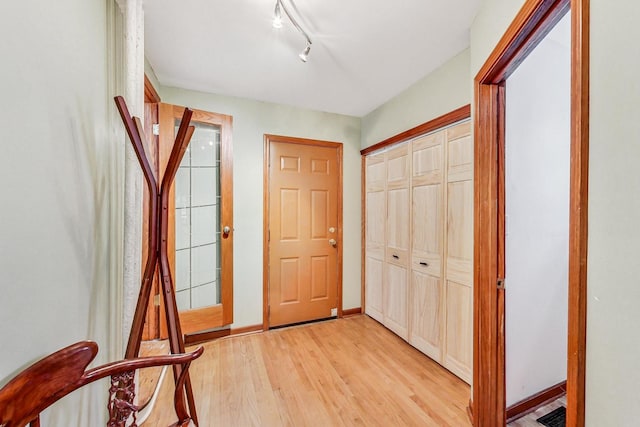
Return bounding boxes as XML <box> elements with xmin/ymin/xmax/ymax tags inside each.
<box><xmin>223</xmin><ymin>226</ymin><xmax>231</xmax><ymax>235</ymax></box>
<box><xmin>329</xmin><ymin>238</ymin><xmax>337</xmax><ymax>247</ymax></box>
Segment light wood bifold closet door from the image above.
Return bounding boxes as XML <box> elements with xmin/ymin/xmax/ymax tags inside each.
<box><xmin>410</xmin><ymin>131</ymin><xmax>445</xmax><ymax>362</ymax></box>
<box><xmin>365</xmin><ymin>153</ymin><xmax>386</xmax><ymax>323</ymax></box>
<box><xmin>443</xmin><ymin>123</ymin><xmax>473</xmax><ymax>381</ymax></box>
<box><xmin>364</xmin><ymin>120</ymin><xmax>472</xmax><ymax>384</ymax></box>
<box><xmin>385</xmin><ymin>144</ymin><xmax>411</xmax><ymax>340</ymax></box>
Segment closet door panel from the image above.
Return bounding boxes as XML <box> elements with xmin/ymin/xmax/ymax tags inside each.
<box><xmin>412</xmin><ymin>131</ymin><xmax>444</xmax><ymax>186</ymax></box>
<box><xmin>446</xmin><ymin>180</ymin><xmax>473</xmax><ymax>284</ymax></box>
<box><xmin>411</xmin><ymin>183</ymin><xmax>442</xmax><ymax>277</ymax></box>
<box><xmin>386</xmin><ymin>187</ymin><xmax>410</xmax><ymax>264</ymax></box>
<box><xmin>410</xmin><ymin>130</ymin><xmax>445</xmax><ymax>363</ymax></box>
<box><xmin>366</xmin><ymin>154</ymin><xmax>386</xmax><ymax>191</ymax></box>
<box><xmin>366</xmin><ymin>190</ymin><xmax>386</xmax><ymax>259</ymax></box>
<box><xmin>384</xmin><ymin>144</ymin><xmax>409</xmax><ymax>340</ymax></box>
<box><xmin>365</xmin><ymin>153</ymin><xmax>386</xmax><ymax>322</ymax></box>
<box><xmin>410</xmin><ymin>270</ymin><xmax>442</xmax><ymax>360</ymax></box>
<box><xmin>386</xmin><ymin>144</ymin><xmax>410</xmax><ymax>186</ymax></box>
<box><xmin>444</xmin><ymin>122</ymin><xmax>473</xmax><ymax>384</ymax></box>
<box><xmin>444</xmin><ymin>279</ymin><xmax>472</xmax><ymax>383</ymax></box>
<box><xmin>386</xmin><ymin>144</ymin><xmax>410</xmax><ymax>264</ymax></box>
<box><xmin>385</xmin><ymin>263</ymin><xmax>408</xmax><ymax>339</ymax></box>
<box><xmin>447</xmin><ymin>124</ymin><xmax>473</xmax><ymax>182</ymax></box>
<box><xmin>365</xmin><ymin>255</ymin><xmax>384</xmax><ymax>322</ymax></box>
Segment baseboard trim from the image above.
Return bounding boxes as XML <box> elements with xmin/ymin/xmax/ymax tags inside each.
<box><xmin>342</xmin><ymin>307</ymin><xmax>362</xmax><ymax>317</ymax></box>
<box><xmin>506</xmin><ymin>381</ymin><xmax>567</xmax><ymax>423</ymax></box>
<box><xmin>231</xmin><ymin>324</ymin><xmax>264</xmax><ymax>336</ymax></box>
<box><xmin>184</xmin><ymin>323</ymin><xmax>265</xmax><ymax>345</ymax></box>
<box><xmin>467</xmin><ymin>398</ymin><xmax>473</xmax><ymax>424</ymax></box>
<box><xmin>184</xmin><ymin>328</ymin><xmax>231</xmax><ymax>345</ymax></box>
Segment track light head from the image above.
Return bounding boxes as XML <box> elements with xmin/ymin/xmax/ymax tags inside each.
<box><xmin>299</xmin><ymin>44</ymin><xmax>311</xmax><ymax>62</ymax></box>
<box><xmin>273</xmin><ymin>0</ymin><xmax>313</xmax><ymax>62</ymax></box>
<box><xmin>272</xmin><ymin>1</ymin><xmax>283</xmax><ymax>28</ymax></box>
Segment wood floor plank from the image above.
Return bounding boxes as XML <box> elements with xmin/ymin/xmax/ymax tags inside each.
<box><xmin>143</xmin><ymin>315</ymin><xmax>470</xmax><ymax>426</ymax></box>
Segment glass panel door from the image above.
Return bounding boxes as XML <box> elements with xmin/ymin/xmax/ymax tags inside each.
<box><xmin>158</xmin><ymin>103</ymin><xmax>233</xmax><ymax>337</ymax></box>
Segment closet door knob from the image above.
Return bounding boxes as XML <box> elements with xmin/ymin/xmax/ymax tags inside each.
<box><xmin>329</xmin><ymin>238</ymin><xmax>337</xmax><ymax>247</ymax></box>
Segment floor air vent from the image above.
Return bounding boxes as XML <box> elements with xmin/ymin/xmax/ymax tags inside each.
<box><xmin>536</xmin><ymin>406</ymin><xmax>566</xmax><ymax>427</ymax></box>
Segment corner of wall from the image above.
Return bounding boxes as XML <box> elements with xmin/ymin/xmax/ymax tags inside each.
<box><xmin>360</xmin><ymin>48</ymin><xmax>471</xmax><ymax>150</ymax></box>
<box><xmin>144</xmin><ymin>56</ymin><xmax>163</xmax><ymax>99</ymax></box>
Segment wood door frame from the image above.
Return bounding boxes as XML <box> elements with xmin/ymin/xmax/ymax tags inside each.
<box><xmin>472</xmin><ymin>0</ymin><xmax>589</xmax><ymax>426</ymax></box>
<box><xmin>360</xmin><ymin>105</ymin><xmax>471</xmax><ymax>314</ymax></box>
<box><xmin>263</xmin><ymin>134</ymin><xmax>344</xmax><ymax>330</ymax></box>
<box><xmin>142</xmin><ymin>74</ymin><xmax>161</xmax><ymax>339</ymax></box>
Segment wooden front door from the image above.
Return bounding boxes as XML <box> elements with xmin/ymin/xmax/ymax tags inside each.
<box><xmin>265</xmin><ymin>135</ymin><xmax>342</xmax><ymax>327</ymax></box>
<box><xmin>159</xmin><ymin>103</ymin><xmax>234</xmax><ymax>337</ymax></box>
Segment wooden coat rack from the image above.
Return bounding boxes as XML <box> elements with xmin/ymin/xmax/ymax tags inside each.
<box><xmin>114</xmin><ymin>96</ymin><xmax>200</xmax><ymax>425</ymax></box>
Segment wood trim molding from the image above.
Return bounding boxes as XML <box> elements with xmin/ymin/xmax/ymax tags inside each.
<box><xmin>474</xmin><ymin>81</ymin><xmax>502</xmax><ymax>427</ymax></box>
<box><xmin>144</xmin><ymin>74</ymin><xmax>161</xmax><ymax>103</ymax></box>
<box><xmin>184</xmin><ymin>328</ymin><xmax>230</xmax><ymax>346</ymax></box>
<box><xmin>473</xmin><ymin>0</ymin><xmax>588</xmax><ymax>426</ymax></box>
<box><xmin>467</xmin><ymin>398</ymin><xmax>474</xmax><ymax>424</ymax></box>
<box><xmin>342</xmin><ymin>308</ymin><xmax>362</xmax><ymax>317</ymax></box>
<box><xmin>184</xmin><ymin>324</ymin><xmax>264</xmax><ymax>345</ymax></box>
<box><xmin>475</xmin><ymin>1</ymin><xmax>570</xmax><ymax>83</ymax></box>
<box><xmin>506</xmin><ymin>381</ymin><xmax>567</xmax><ymax>423</ymax></box>
<box><xmin>566</xmin><ymin>1</ymin><xmax>589</xmax><ymax>426</ymax></box>
<box><xmin>263</xmin><ymin>134</ymin><xmax>345</xmax><ymax>330</ymax></box>
<box><xmin>336</xmin><ymin>144</ymin><xmax>344</xmax><ymax>317</ymax></box>
<box><xmin>360</xmin><ymin>104</ymin><xmax>471</xmax><ymax>156</ymax></box>
<box><xmin>360</xmin><ymin>155</ymin><xmax>366</xmax><ymax>314</ymax></box>
<box><xmin>230</xmin><ymin>324</ymin><xmax>264</xmax><ymax>336</ymax></box>
<box><xmin>262</xmin><ymin>137</ymin><xmax>270</xmax><ymax>331</ymax></box>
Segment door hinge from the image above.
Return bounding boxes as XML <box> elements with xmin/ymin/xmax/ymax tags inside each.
<box><xmin>497</xmin><ymin>278</ymin><xmax>505</xmax><ymax>290</ymax></box>
<box><xmin>152</xmin><ymin>124</ymin><xmax>160</xmax><ymax>136</ymax></box>
<box><xmin>153</xmin><ymin>294</ymin><xmax>160</xmax><ymax>306</ymax></box>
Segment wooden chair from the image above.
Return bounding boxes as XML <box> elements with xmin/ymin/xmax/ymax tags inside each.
<box><xmin>0</xmin><ymin>341</ymin><xmax>203</xmax><ymax>427</ymax></box>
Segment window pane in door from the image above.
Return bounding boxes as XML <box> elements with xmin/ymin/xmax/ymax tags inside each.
<box><xmin>174</xmin><ymin>120</ymin><xmax>222</xmax><ymax>311</ymax></box>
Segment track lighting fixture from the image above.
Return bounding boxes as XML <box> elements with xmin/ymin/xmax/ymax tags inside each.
<box><xmin>272</xmin><ymin>0</ymin><xmax>313</xmax><ymax>62</ymax></box>
<box><xmin>272</xmin><ymin>1</ymin><xmax>283</xmax><ymax>28</ymax></box>
<box><xmin>298</xmin><ymin>43</ymin><xmax>311</xmax><ymax>62</ymax></box>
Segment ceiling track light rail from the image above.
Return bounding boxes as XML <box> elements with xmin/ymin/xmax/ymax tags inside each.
<box><xmin>272</xmin><ymin>0</ymin><xmax>313</xmax><ymax>62</ymax></box>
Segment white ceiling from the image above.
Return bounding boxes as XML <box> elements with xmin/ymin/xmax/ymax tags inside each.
<box><xmin>144</xmin><ymin>0</ymin><xmax>481</xmax><ymax>117</ymax></box>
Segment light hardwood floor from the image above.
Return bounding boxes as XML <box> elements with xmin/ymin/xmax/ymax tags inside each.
<box><xmin>138</xmin><ymin>339</ymin><xmax>170</xmax><ymax>407</ymax></box>
<box><xmin>143</xmin><ymin>315</ymin><xmax>471</xmax><ymax>426</ymax></box>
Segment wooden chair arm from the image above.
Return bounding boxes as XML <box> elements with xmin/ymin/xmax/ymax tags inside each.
<box><xmin>0</xmin><ymin>341</ymin><xmax>204</xmax><ymax>427</ymax></box>
<box><xmin>83</xmin><ymin>346</ymin><xmax>204</xmax><ymax>383</ymax></box>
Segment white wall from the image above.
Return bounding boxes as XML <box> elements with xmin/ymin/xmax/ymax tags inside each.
<box><xmin>145</xmin><ymin>56</ymin><xmax>162</xmax><ymax>95</ymax></box>
<box><xmin>504</xmin><ymin>14</ymin><xmax>570</xmax><ymax>406</ymax></box>
<box><xmin>159</xmin><ymin>87</ymin><xmax>362</xmax><ymax>328</ymax></box>
<box><xmin>0</xmin><ymin>0</ymin><xmax>123</xmax><ymax>424</ymax></box>
<box><xmin>361</xmin><ymin>49</ymin><xmax>471</xmax><ymax>149</ymax></box>
<box><xmin>587</xmin><ymin>0</ymin><xmax>640</xmax><ymax>424</ymax></box>
<box><xmin>470</xmin><ymin>0</ymin><xmax>526</xmax><ymax>76</ymax></box>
